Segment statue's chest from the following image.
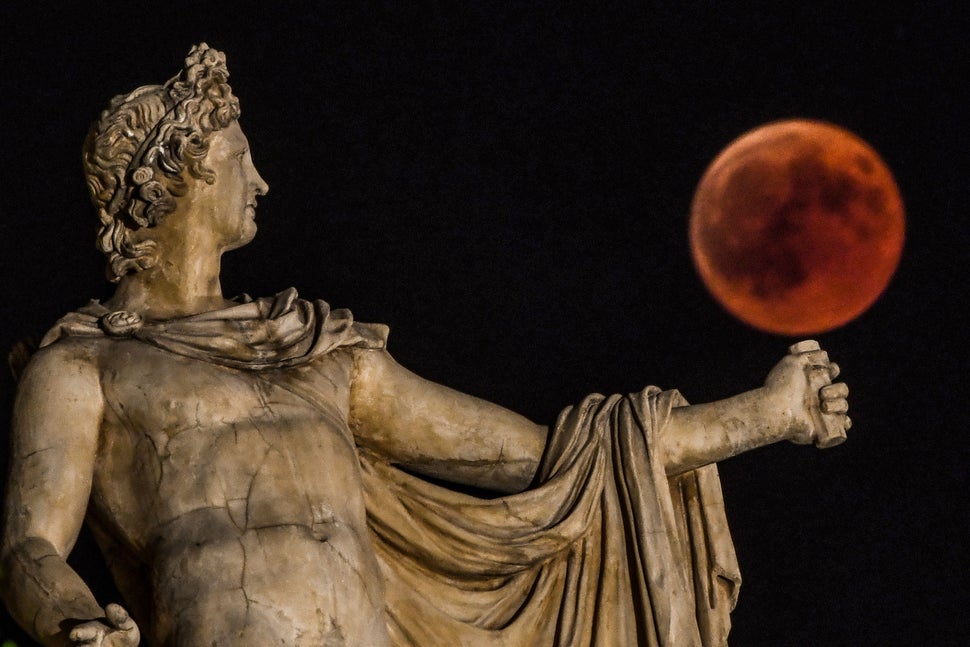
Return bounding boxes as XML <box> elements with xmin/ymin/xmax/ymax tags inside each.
<box><xmin>96</xmin><ymin>343</ymin><xmax>363</xmax><ymax>529</ymax></box>
<box><xmin>101</xmin><ymin>343</ymin><xmax>353</xmax><ymax>434</ymax></box>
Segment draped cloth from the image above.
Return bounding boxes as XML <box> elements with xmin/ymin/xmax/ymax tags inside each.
<box><xmin>362</xmin><ymin>389</ymin><xmax>740</xmax><ymax>647</ymax></box>
<box><xmin>41</xmin><ymin>289</ymin><xmax>740</xmax><ymax>647</ymax></box>
<box><xmin>38</xmin><ymin>287</ymin><xmax>389</xmax><ymax>369</ymax></box>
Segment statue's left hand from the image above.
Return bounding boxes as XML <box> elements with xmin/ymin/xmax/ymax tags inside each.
<box><xmin>69</xmin><ymin>604</ymin><xmax>140</xmax><ymax>647</ymax></box>
<box><xmin>763</xmin><ymin>340</ymin><xmax>850</xmax><ymax>446</ymax></box>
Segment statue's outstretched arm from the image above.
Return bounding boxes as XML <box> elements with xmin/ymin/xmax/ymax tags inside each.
<box><xmin>348</xmin><ymin>341</ymin><xmax>847</xmax><ymax>492</ymax></box>
<box><xmin>663</xmin><ymin>341</ymin><xmax>850</xmax><ymax>475</ymax></box>
<box><xmin>0</xmin><ymin>344</ymin><xmax>138</xmax><ymax>646</ymax></box>
<box><xmin>349</xmin><ymin>349</ymin><xmax>548</xmax><ymax>494</ymax></box>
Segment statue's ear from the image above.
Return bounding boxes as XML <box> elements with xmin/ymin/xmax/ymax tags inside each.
<box><xmin>8</xmin><ymin>336</ymin><xmax>39</xmax><ymax>382</ymax></box>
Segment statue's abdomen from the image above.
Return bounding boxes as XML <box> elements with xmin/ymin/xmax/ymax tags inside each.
<box><xmin>92</xmin><ymin>345</ymin><xmax>389</xmax><ymax>645</ymax></box>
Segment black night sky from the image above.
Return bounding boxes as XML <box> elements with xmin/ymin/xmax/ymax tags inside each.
<box><xmin>1</xmin><ymin>2</ymin><xmax>966</xmax><ymax>645</ymax></box>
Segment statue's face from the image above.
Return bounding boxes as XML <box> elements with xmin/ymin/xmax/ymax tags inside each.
<box><xmin>189</xmin><ymin>121</ymin><xmax>269</xmax><ymax>252</ymax></box>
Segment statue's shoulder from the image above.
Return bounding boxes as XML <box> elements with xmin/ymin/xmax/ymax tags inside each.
<box><xmin>10</xmin><ymin>302</ymin><xmax>113</xmax><ymax>383</ymax></box>
<box><xmin>36</xmin><ymin>301</ymin><xmax>108</xmax><ymax>346</ymax></box>
<box><xmin>14</xmin><ymin>335</ymin><xmax>104</xmax><ymax>397</ymax></box>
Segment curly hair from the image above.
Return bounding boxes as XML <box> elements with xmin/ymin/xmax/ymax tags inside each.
<box><xmin>83</xmin><ymin>43</ymin><xmax>241</xmax><ymax>282</ymax></box>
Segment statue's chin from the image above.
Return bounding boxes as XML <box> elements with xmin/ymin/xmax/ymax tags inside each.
<box><xmin>224</xmin><ymin>222</ymin><xmax>257</xmax><ymax>253</ymax></box>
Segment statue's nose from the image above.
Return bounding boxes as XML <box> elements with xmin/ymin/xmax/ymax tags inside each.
<box><xmin>251</xmin><ymin>167</ymin><xmax>269</xmax><ymax>196</ymax></box>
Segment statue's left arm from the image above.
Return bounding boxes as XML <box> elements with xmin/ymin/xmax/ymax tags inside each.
<box><xmin>349</xmin><ymin>342</ymin><xmax>848</xmax><ymax>491</ymax></box>
<box><xmin>663</xmin><ymin>342</ymin><xmax>849</xmax><ymax>474</ymax></box>
<box><xmin>349</xmin><ymin>349</ymin><xmax>547</xmax><ymax>493</ymax></box>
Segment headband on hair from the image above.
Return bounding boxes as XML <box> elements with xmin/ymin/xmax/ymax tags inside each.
<box><xmin>108</xmin><ymin>43</ymin><xmax>241</xmax><ymax>227</ymax></box>
<box><xmin>86</xmin><ymin>43</ymin><xmax>241</xmax><ymax>282</ymax></box>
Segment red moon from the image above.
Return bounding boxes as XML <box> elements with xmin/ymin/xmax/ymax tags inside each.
<box><xmin>689</xmin><ymin>119</ymin><xmax>905</xmax><ymax>336</ymax></box>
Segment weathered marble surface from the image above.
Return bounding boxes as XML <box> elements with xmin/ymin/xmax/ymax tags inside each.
<box><xmin>0</xmin><ymin>45</ymin><xmax>848</xmax><ymax>646</ymax></box>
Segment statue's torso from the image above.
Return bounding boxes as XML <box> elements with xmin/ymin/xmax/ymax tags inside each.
<box><xmin>89</xmin><ymin>339</ymin><xmax>389</xmax><ymax>646</ymax></box>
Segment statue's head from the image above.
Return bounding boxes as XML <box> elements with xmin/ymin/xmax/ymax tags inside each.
<box><xmin>84</xmin><ymin>43</ymin><xmax>241</xmax><ymax>282</ymax></box>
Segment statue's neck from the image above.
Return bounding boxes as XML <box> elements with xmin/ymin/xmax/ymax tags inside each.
<box><xmin>106</xmin><ymin>243</ymin><xmax>231</xmax><ymax>320</ymax></box>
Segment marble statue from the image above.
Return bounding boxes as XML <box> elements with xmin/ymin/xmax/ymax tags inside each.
<box><xmin>0</xmin><ymin>44</ymin><xmax>849</xmax><ymax>647</ymax></box>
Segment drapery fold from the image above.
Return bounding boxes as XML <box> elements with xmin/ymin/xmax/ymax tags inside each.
<box><xmin>362</xmin><ymin>387</ymin><xmax>740</xmax><ymax>647</ymax></box>
<box><xmin>39</xmin><ymin>288</ymin><xmax>388</xmax><ymax>364</ymax></box>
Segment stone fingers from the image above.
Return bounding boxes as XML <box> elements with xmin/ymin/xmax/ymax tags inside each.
<box><xmin>820</xmin><ymin>383</ymin><xmax>849</xmax><ymax>414</ymax></box>
<box><xmin>69</xmin><ymin>622</ymin><xmax>106</xmax><ymax>644</ymax></box>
